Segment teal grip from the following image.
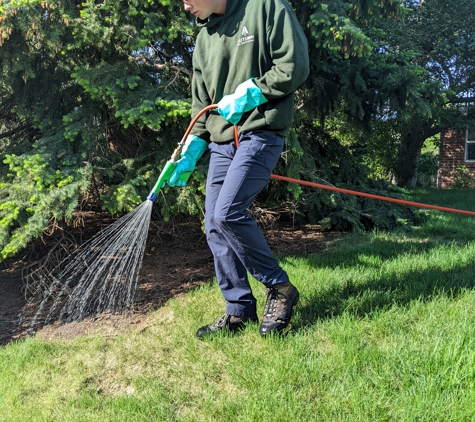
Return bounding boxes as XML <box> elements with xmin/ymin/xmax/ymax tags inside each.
<box><xmin>176</xmin><ymin>171</ymin><xmax>192</xmax><ymax>185</ymax></box>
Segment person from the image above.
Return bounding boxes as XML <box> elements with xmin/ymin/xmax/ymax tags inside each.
<box><xmin>169</xmin><ymin>0</ymin><xmax>309</xmax><ymax>338</ymax></box>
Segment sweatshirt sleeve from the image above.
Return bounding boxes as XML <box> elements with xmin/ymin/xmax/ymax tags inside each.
<box><xmin>190</xmin><ymin>46</ymin><xmax>212</xmax><ymax>142</ymax></box>
<box><xmin>253</xmin><ymin>0</ymin><xmax>309</xmax><ymax>99</ymax></box>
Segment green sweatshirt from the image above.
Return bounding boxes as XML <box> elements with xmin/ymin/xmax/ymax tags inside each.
<box><xmin>190</xmin><ymin>0</ymin><xmax>309</xmax><ymax>143</ymax></box>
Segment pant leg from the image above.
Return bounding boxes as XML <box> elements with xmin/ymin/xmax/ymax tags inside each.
<box><xmin>205</xmin><ymin>140</ymin><xmax>257</xmax><ymax>317</ymax></box>
<box><xmin>207</xmin><ymin>130</ymin><xmax>290</xmax><ymax>316</ymax></box>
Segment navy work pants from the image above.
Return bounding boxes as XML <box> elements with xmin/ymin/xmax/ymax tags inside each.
<box><xmin>205</xmin><ymin>130</ymin><xmax>290</xmax><ymax>318</ymax></box>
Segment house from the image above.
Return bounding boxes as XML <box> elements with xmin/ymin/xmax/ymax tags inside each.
<box><xmin>438</xmin><ymin>127</ymin><xmax>475</xmax><ymax>188</ymax></box>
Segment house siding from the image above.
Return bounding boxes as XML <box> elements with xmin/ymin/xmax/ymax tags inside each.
<box><xmin>438</xmin><ymin>129</ymin><xmax>475</xmax><ymax>188</ymax></box>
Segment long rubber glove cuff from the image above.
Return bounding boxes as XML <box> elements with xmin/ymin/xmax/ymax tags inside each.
<box><xmin>217</xmin><ymin>78</ymin><xmax>268</xmax><ymax>125</ymax></box>
<box><xmin>168</xmin><ymin>135</ymin><xmax>208</xmax><ymax>187</ymax></box>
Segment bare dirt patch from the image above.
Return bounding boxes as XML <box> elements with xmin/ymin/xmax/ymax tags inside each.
<box><xmin>0</xmin><ymin>213</ymin><xmax>339</xmax><ymax>345</ymax></box>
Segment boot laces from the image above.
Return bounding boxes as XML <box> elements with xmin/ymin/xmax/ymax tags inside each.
<box><xmin>216</xmin><ymin>314</ymin><xmax>230</xmax><ymax>327</ymax></box>
<box><xmin>263</xmin><ymin>288</ymin><xmax>283</xmax><ymax>316</ymax></box>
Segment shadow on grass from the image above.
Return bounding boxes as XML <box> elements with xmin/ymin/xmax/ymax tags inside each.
<box><xmin>284</xmin><ymin>236</ymin><xmax>475</xmax><ymax>331</ymax></box>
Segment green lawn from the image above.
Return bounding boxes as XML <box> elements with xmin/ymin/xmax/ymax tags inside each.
<box><xmin>1</xmin><ymin>189</ymin><xmax>475</xmax><ymax>421</ymax></box>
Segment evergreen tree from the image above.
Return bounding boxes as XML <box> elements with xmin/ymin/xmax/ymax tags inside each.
<box><xmin>0</xmin><ymin>0</ymin><xmax>196</xmax><ymax>260</ymax></box>
<box><xmin>1</xmin><ymin>0</ymin><xmax>432</xmax><ymax>261</ymax></box>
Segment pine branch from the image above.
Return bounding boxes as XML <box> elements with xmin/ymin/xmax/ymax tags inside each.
<box><xmin>0</xmin><ymin>124</ymin><xmax>30</xmax><ymax>140</ymax></box>
<box><xmin>446</xmin><ymin>96</ymin><xmax>475</xmax><ymax>104</ymax></box>
<box><xmin>129</xmin><ymin>55</ymin><xmax>192</xmax><ymax>79</ymax></box>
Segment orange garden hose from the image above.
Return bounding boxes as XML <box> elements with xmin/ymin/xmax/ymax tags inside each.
<box><xmin>184</xmin><ymin>105</ymin><xmax>475</xmax><ymax>217</ymax></box>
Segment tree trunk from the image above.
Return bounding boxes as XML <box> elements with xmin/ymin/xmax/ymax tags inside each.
<box><xmin>393</xmin><ymin>119</ymin><xmax>437</xmax><ymax>188</ymax></box>
<box><xmin>393</xmin><ymin>134</ymin><xmax>424</xmax><ymax>187</ymax></box>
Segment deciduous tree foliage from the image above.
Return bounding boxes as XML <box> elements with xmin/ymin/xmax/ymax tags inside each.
<box><xmin>3</xmin><ymin>0</ymin><xmax>468</xmax><ymax>260</ymax></box>
<box><xmin>366</xmin><ymin>0</ymin><xmax>475</xmax><ymax>187</ymax></box>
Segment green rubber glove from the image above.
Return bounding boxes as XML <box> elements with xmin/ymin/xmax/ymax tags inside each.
<box><xmin>217</xmin><ymin>78</ymin><xmax>268</xmax><ymax>125</ymax></box>
<box><xmin>168</xmin><ymin>135</ymin><xmax>208</xmax><ymax>187</ymax></box>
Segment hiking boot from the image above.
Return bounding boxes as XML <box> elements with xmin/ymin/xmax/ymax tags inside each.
<box><xmin>196</xmin><ymin>314</ymin><xmax>258</xmax><ymax>339</ymax></box>
<box><xmin>259</xmin><ymin>282</ymin><xmax>299</xmax><ymax>337</ymax></box>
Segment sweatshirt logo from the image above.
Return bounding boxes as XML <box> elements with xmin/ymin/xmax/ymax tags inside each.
<box><xmin>238</xmin><ymin>25</ymin><xmax>254</xmax><ymax>46</ymax></box>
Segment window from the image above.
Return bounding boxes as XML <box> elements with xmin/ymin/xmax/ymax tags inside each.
<box><xmin>466</xmin><ymin>128</ymin><xmax>475</xmax><ymax>162</ymax></box>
